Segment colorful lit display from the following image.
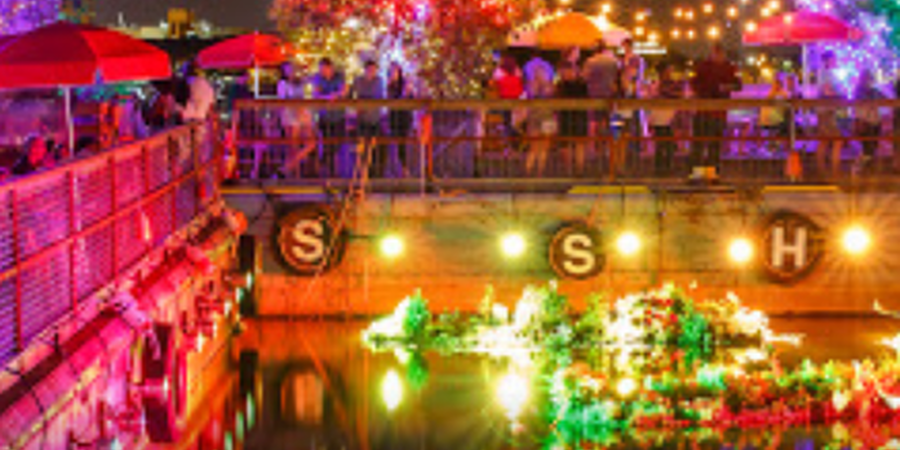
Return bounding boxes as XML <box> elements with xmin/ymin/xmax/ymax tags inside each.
<box><xmin>363</xmin><ymin>283</ymin><xmax>900</xmax><ymax>445</ymax></box>
<box><xmin>797</xmin><ymin>0</ymin><xmax>900</xmax><ymax>94</ymax></box>
<box><xmin>0</xmin><ymin>0</ymin><xmax>60</xmax><ymax>35</ymax></box>
<box><xmin>269</xmin><ymin>0</ymin><xmax>540</xmax><ymax>98</ymax></box>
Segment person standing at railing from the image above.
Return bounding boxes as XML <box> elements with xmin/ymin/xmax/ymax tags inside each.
<box><xmin>583</xmin><ymin>40</ymin><xmax>619</xmax><ymax>167</ymax></box>
<box><xmin>11</xmin><ymin>135</ymin><xmax>53</xmax><ymax>176</ymax></box>
<box><xmin>352</xmin><ymin>60</ymin><xmax>387</xmax><ymax>178</ymax></box>
<box><xmin>177</xmin><ymin>61</ymin><xmax>216</xmax><ymax>123</ymax></box>
<box><xmin>493</xmin><ymin>54</ymin><xmax>525</xmax><ymax>141</ymax></box>
<box><xmin>524</xmin><ymin>64</ymin><xmax>556</xmax><ymax>177</ymax></box>
<box><xmin>277</xmin><ymin>63</ymin><xmax>316</xmax><ymax>179</ymax></box>
<box><xmin>387</xmin><ymin>62</ymin><xmax>413</xmax><ymax>178</ymax></box>
<box><xmin>620</xmin><ymin>38</ymin><xmax>646</xmax><ymax>169</ymax></box>
<box><xmin>312</xmin><ymin>58</ymin><xmax>347</xmax><ymax>178</ymax></box>
<box><xmin>648</xmin><ymin>62</ymin><xmax>683</xmax><ymax>176</ymax></box>
<box><xmin>816</xmin><ymin>51</ymin><xmax>845</xmax><ymax>179</ymax></box>
<box><xmin>689</xmin><ymin>43</ymin><xmax>740</xmax><ymax>178</ymax></box>
<box><xmin>759</xmin><ymin>74</ymin><xmax>790</xmax><ymax>155</ymax></box>
<box><xmin>853</xmin><ymin>69</ymin><xmax>886</xmax><ymax>173</ymax></box>
<box><xmin>556</xmin><ymin>63</ymin><xmax>589</xmax><ymax>177</ymax></box>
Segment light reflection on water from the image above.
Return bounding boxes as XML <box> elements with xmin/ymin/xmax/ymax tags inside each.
<box><xmin>170</xmin><ymin>317</ymin><xmax>900</xmax><ymax>450</ymax></box>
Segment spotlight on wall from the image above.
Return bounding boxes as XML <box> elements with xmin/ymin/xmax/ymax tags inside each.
<box><xmin>501</xmin><ymin>233</ymin><xmax>527</xmax><ymax>259</ymax></box>
<box><xmin>728</xmin><ymin>238</ymin><xmax>755</xmax><ymax>265</ymax></box>
<box><xmin>616</xmin><ymin>232</ymin><xmax>642</xmax><ymax>257</ymax></box>
<box><xmin>379</xmin><ymin>234</ymin><xmax>405</xmax><ymax>259</ymax></box>
<box><xmin>842</xmin><ymin>226</ymin><xmax>872</xmax><ymax>256</ymax></box>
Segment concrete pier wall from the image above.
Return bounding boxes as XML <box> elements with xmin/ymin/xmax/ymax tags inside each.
<box><xmin>226</xmin><ymin>185</ymin><xmax>900</xmax><ymax>316</ymax></box>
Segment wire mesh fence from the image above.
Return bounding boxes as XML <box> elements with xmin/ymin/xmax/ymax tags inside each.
<box><xmin>0</xmin><ymin>122</ymin><xmax>221</xmax><ymax>366</ymax></box>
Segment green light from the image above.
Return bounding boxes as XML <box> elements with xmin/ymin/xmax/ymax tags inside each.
<box><xmin>246</xmin><ymin>393</ymin><xmax>256</xmax><ymax>430</ymax></box>
<box><xmin>236</xmin><ymin>410</ymin><xmax>245</xmax><ymax>442</ymax></box>
<box><xmin>382</xmin><ymin>369</ymin><xmax>404</xmax><ymax>412</ymax></box>
<box><xmin>246</xmin><ymin>272</ymin><xmax>254</xmax><ymax>289</ymax></box>
<box><xmin>500</xmin><ymin>233</ymin><xmax>527</xmax><ymax>258</ymax></box>
<box><xmin>379</xmin><ymin>234</ymin><xmax>405</xmax><ymax>259</ymax></box>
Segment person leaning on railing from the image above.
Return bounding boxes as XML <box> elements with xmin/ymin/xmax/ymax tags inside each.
<box><xmin>387</xmin><ymin>62</ymin><xmax>414</xmax><ymax>178</ymax></box>
<box><xmin>816</xmin><ymin>51</ymin><xmax>844</xmax><ymax>179</ymax></box>
<box><xmin>648</xmin><ymin>62</ymin><xmax>684</xmax><ymax>176</ymax></box>
<box><xmin>311</xmin><ymin>58</ymin><xmax>347</xmax><ymax>178</ymax></box>
<box><xmin>524</xmin><ymin>64</ymin><xmax>556</xmax><ymax>177</ymax></box>
<box><xmin>555</xmin><ymin>62</ymin><xmax>589</xmax><ymax>177</ymax></box>
<box><xmin>277</xmin><ymin>62</ymin><xmax>315</xmax><ymax>178</ymax></box>
<box><xmin>853</xmin><ymin>69</ymin><xmax>886</xmax><ymax>173</ymax></box>
<box><xmin>11</xmin><ymin>135</ymin><xmax>54</xmax><ymax>176</ymax></box>
<box><xmin>352</xmin><ymin>60</ymin><xmax>387</xmax><ymax>178</ymax></box>
<box><xmin>759</xmin><ymin>74</ymin><xmax>790</xmax><ymax>154</ymax></box>
<box><xmin>689</xmin><ymin>43</ymin><xmax>740</xmax><ymax>177</ymax></box>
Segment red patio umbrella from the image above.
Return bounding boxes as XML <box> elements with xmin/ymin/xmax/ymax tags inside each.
<box><xmin>198</xmin><ymin>32</ymin><xmax>287</xmax><ymax>97</ymax></box>
<box><xmin>198</xmin><ymin>32</ymin><xmax>286</xmax><ymax>70</ymax></box>
<box><xmin>743</xmin><ymin>10</ymin><xmax>863</xmax><ymax>97</ymax></box>
<box><xmin>0</xmin><ymin>22</ymin><xmax>171</xmax><ymax>150</ymax></box>
<box><xmin>0</xmin><ymin>35</ymin><xmax>16</xmax><ymax>49</ymax></box>
<box><xmin>743</xmin><ymin>10</ymin><xmax>864</xmax><ymax>45</ymax></box>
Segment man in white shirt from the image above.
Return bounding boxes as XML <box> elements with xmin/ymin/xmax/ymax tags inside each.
<box><xmin>180</xmin><ymin>63</ymin><xmax>216</xmax><ymax>122</ymax></box>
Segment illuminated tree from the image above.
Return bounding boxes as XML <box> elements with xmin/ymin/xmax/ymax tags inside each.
<box><xmin>270</xmin><ymin>0</ymin><xmax>541</xmax><ymax>98</ymax></box>
<box><xmin>797</xmin><ymin>0</ymin><xmax>900</xmax><ymax>94</ymax></box>
<box><xmin>0</xmin><ymin>0</ymin><xmax>61</xmax><ymax>35</ymax></box>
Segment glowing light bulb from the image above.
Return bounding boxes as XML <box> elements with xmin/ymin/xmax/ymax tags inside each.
<box><xmin>497</xmin><ymin>372</ymin><xmax>529</xmax><ymax>420</ymax></box>
<box><xmin>616</xmin><ymin>377</ymin><xmax>637</xmax><ymax>397</ymax></box>
<box><xmin>728</xmin><ymin>238</ymin><xmax>754</xmax><ymax>265</ymax></box>
<box><xmin>842</xmin><ymin>226</ymin><xmax>871</xmax><ymax>256</ymax></box>
<box><xmin>616</xmin><ymin>232</ymin><xmax>642</xmax><ymax>257</ymax></box>
<box><xmin>501</xmin><ymin>233</ymin><xmax>527</xmax><ymax>258</ymax></box>
<box><xmin>379</xmin><ymin>234</ymin><xmax>405</xmax><ymax>259</ymax></box>
<box><xmin>382</xmin><ymin>369</ymin><xmax>403</xmax><ymax>412</ymax></box>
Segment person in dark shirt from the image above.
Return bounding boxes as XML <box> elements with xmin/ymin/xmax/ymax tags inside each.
<box><xmin>387</xmin><ymin>62</ymin><xmax>413</xmax><ymax>177</ymax></box>
<box><xmin>312</xmin><ymin>58</ymin><xmax>347</xmax><ymax>177</ymax></box>
<box><xmin>12</xmin><ymin>136</ymin><xmax>51</xmax><ymax>176</ymax></box>
<box><xmin>650</xmin><ymin>62</ymin><xmax>684</xmax><ymax>175</ymax></box>
<box><xmin>690</xmin><ymin>43</ymin><xmax>740</xmax><ymax>176</ymax></box>
<box><xmin>556</xmin><ymin>63</ymin><xmax>589</xmax><ymax>176</ymax></box>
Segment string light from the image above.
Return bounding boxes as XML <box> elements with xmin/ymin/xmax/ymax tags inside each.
<box><xmin>0</xmin><ymin>0</ymin><xmax>60</xmax><ymax>35</ymax></box>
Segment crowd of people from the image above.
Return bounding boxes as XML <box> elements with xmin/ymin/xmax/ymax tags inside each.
<box><xmin>0</xmin><ymin>60</ymin><xmax>216</xmax><ymax>182</ymax></box>
<box><xmin>3</xmin><ymin>42</ymin><xmax>898</xmax><ymax>184</ymax></box>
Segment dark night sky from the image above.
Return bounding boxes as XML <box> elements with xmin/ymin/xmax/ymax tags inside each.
<box><xmin>95</xmin><ymin>0</ymin><xmax>273</xmax><ymax>30</ymax></box>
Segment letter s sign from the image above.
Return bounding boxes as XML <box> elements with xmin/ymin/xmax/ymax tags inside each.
<box><xmin>277</xmin><ymin>206</ymin><xmax>346</xmax><ymax>275</ymax></box>
<box><xmin>549</xmin><ymin>223</ymin><xmax>604</xmax><ymax>280</ymax></box>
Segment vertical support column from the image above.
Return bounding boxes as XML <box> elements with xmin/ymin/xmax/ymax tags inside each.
<box><xmin>10</xmin><ymin>189</ymin><xmax>21</xmax><ymax>352</ymax></box>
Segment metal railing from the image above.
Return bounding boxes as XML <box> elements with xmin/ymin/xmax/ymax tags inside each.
<box><xmin>0</xmin><ymin>122</ymin><xmax>221</xmax><ymax>366</ymax></box>
<box><xmin>231</xmin><ymin>98</ymin><xmax>900</xmax><ymax>189</ymax></box>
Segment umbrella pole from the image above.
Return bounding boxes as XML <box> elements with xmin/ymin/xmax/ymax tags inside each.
<box><xmin>254</xmin><ymin>62</ymin><xmax>260</xmax><ymax>99</ymax></box>
<box><xmin>802</xmin><ymin>45</ymin><xmax>810</xmax><ymax>98</ymax></box>
<box><xmin>64</xmin><ymin>87</ymin><xmax>75</xmax><ymax>155</ymax></box>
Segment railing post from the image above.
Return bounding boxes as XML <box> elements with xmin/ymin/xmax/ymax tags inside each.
<box><xmin>420</xmin><ymin>104</ymin><xmax>433</xmax><ymax>196</ymax></box>
<box><xmin>192</xmin><ymin>123</ymin><xmax>202</xmax><ymax>217</ymax></box>
<box><xmin>68</xmin><ymin>170</ymin><xmax>77</xmax><ymax>312</ymax></box>
<box><xmin>143</xmin><ymin>143</ymin><xmax>152</xmax><ymax>253</ymax></box>
<box><xmin>110</xmin><ymin>154</ymin><xmax>118</xmax><ymax>275</ymax></box>
<box><xmin>10</xmin><ymin>189</ymin><xmax>21</xmax><ymax>352</ymax></box>
<box><xmin>170</xmin><ymin>134</ymin><xmax>178</xmax><ymax>235</ymax></box>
